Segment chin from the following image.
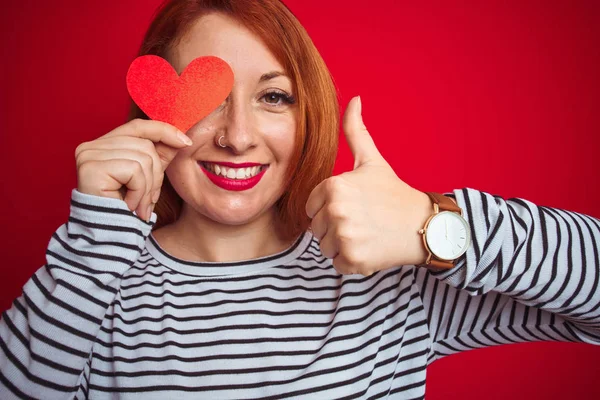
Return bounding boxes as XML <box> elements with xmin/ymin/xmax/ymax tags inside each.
<box><xmin>169</xmin><ymin>169</ymin><xmax>284</xmax><ymax>226</ymax></box>
<box><xmin>196</xmin><ymin>197</ymin><xmax>274</xmax><ymax>225</ymax></box>
<box><xmin>204</xmin><ymin>208</ymin><xmax>270</xmax><ymax>227</ymax></box>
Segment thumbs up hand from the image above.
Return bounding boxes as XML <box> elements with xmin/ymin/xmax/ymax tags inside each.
<box><xmin>305</xmin><ymin>96</ymin><xmax>431</xmax><ymax>275</ymax></box>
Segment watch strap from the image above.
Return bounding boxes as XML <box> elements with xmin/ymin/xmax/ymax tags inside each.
<box><xmin>424</xmin><ymin>192</ymin><xmax>462</xmax><ymax>214</ymax></box>
<box><xmin>428</xmin><ymin>258</ymin><xmax>456</xmax><ymax>269</ymax></box>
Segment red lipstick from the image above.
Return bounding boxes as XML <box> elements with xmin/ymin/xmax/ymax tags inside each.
<box><xmin>198</xmin><ymin>162</ymin><xmax>268</xmax><ymax>191</ymax></box>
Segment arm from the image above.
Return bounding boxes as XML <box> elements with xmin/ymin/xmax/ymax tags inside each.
<box><xmin>415</xmin><ymin>188</ymin><xmax>600</xmax><ymax>363</ymax></box>
<box><xmin>0</xmin><ymin>189</ymin><xmax>155</xmax><ymax>399</ymax></box>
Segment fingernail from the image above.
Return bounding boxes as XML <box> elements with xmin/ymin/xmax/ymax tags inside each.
<box><xmin>177</xmin><ymin>131</ymin><xmax>193</xmax><ymax>146</ymax></box>
<box><xmin>146</xmin><ymin>205</ymin><xmax>153</xmax><ymax>222</ymax></box>
<box><xmin>152</xmin><ymin>189</ymin><xmax>160</xmax><ymax>203</ymax></box>
<box><xmin>357</xmin><ymin>96</ymin><xmax>362</xmax><ymax>114</ymax></box>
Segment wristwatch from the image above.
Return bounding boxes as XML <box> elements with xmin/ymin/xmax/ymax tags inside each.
<box><xmin>418</xmin><ymin>192</ymin><xmax>471</xmax><ymax>269</ymax></box>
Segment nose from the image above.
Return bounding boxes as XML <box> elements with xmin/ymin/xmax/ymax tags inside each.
<box><xmin>217</xmin><ymin>95</ymin><xmax>257</xmax><ymax>154</ymax></box>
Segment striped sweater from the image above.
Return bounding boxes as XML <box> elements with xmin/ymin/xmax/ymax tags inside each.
<box><xmin>1</xmin><ymin>188</ymin><xmax>599</xmax><ymax>399</ymax></box>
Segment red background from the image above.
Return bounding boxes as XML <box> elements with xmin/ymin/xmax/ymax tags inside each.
<box><xmin>1</xmin><ymin>0</ymin><xmax>599</xmax><ymax>398</ymax></box>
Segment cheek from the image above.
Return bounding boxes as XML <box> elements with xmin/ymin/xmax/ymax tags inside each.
<box><xmin>164</xmin><ymin>157</ymin><xmax>193</xmax><ymax>187</ymax></box>
<box><xmin>187</xmin><ymin>121</ymin><xmax>216</xmax><ymax>142</ymax></box>
<box><xmin>259</xmin><ymin>114</ymin><xmax>297</xmax><ymax>160</ymax></box>
<box><xmin>163</xmin><ymin>162</ymin><xmax>181</xmax><ymax>189</ymax></box>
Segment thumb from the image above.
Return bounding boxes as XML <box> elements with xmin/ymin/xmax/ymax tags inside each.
<box><xmin>343</xmin><ymin>96</ymin><xmax>382</xmax><ymax>170</ymax></box>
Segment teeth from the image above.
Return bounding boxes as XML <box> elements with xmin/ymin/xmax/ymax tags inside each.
<box><xmin>203</xmin><ymin>163</ymin><xmax>265</xmax><ymax>180</ymax></box>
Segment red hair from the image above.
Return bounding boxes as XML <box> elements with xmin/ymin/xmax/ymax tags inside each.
<box><xmin>128</xmin><ymin>0</ymin><xmax>340</xmax><ymax>242</ymax></box>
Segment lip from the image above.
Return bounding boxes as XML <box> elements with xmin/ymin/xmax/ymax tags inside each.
<box><xmin>198</xmin><ymin>162</ymin><xmax>268</xmax><ymax>192</ymax></box>
<box><xmin>202</xmin><ymin>161</ymin><xmax>265</xmax><ymax>168</ymax></box>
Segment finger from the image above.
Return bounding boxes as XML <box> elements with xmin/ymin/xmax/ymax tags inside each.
<box><xmin>342</xmin><ymin>96</ymin><xmax>382</xmax><ymax>169</ymax></box>
<box><xmin>77</xmin><ymin>148</ymin><xmax>155</xmax><ymax>218</ymax></box>
<box><xmin>310</xmin><ymin>206</ymin><xmax>329</xmax><ymax>241</ymax></box>
<box><xmin>318</xmin><ymin>231</ymin><xmax>339</xmax><ymax>260</ymax></box>
<box><xmin>332</xmin><ymin>253</ymin><xmax>356</xmax><ymax>275</ymax></box>
<box><xmin>87</xmin><ymin>136</ymin><xmax>164</xmax><ymax>202</ymax></box>
<box><xmin>305</xmin><ymin>179</ymin><xmax>328</xmax><ymax>219</ymax></box>
<box><xmin>101</xmin><ymin>118</ymin><xmax>192</xmax><ymax>169</ymax></box>
<box><xmin>79</xmin><ymin>159</ymin><xmax>148</xmax><ymax>214</ymax></box>
<box><xmin>106</xmin><ymin>159</ymin><xmax>150</xmax><ymax>218</ymax></box>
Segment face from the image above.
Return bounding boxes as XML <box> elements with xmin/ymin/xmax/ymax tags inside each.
<box><xmin>165</xmin><ymin>13</ymin><xmax>298</xmax><ymax>227</ymax></box>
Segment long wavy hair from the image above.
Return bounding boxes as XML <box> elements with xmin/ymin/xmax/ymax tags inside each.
<box><xmin>128</xmin><ymin>0</ymin><xmax>340</xmax><ymax>243</ymax></box>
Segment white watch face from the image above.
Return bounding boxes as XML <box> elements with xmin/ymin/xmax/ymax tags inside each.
<box><xmin>426</xmin><ymin>211</ymin><xmax>471</xmax><ymax>260</ymax></box>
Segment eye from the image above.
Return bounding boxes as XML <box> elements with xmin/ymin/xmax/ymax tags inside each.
<box><xmin>264</xmin><ymin>92</ymin><xmax>282</xmax><ymax>104</ymax></box>
<box><xmin>261</xmin><ymin>90</ymin><xmax>296</xmax><ymax>106</ymax></box>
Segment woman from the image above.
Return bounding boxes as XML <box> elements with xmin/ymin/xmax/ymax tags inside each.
<box><xmin>1</xmin><ymin>0</ymin><xmax>598</xmax><ymax>399</ymax></box>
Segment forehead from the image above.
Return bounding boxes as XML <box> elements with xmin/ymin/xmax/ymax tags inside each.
<box><xmin>171</xmin><ymin>13</ymin><xmax>284</xmax><ymax>79</ymax></box>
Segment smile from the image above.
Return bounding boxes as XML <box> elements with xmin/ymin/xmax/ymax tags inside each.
<box><xmin>198</xmin><ymin>162</ymin><xmax>269</xmax><ymax>191</ymax></box>
<box><xmin>201</xmin><ymin>162</ymin><xmax>267</xmax><ymax>179</ymax></box>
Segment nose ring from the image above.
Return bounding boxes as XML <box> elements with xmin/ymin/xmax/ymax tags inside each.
<box><xmin>218</xmin><ymin>135</ymin><xmax>226</xmax><ymax>148</ymax></box>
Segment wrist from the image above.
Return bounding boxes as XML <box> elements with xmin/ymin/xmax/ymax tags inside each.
<box><xmin>406</xmin><ymin>191</ymin><xmax>460</xmax><ymax>267</ymax></box>
<box><xmin>406</xmin><ymin>190</ymin><xmax>431</xmax><ymax>266</ymax></box>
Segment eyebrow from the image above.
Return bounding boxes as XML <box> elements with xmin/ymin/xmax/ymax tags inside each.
<box><xmin>259</xmin><ymin>71</ymin><xmax>288</xmax><ymax>82</ymax></box>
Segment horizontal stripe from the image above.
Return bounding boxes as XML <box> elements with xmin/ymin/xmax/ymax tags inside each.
<box><xmin>51</xmin><ymin>232</ymin><xmax>135</xmax><ymax>268</ymax></box>
<box><xmin>0</xmin><ymin>370</ymin><xmax>37</xmax><ymax>400</ymax></box>
<box><xmin>71</xmin><ymin>198</ymin><xmax>152</xmax><ymax>224</ymax></box>
<box><xmin>1</xmin><ymin>312</ymin><xmax>81</xmax><ymax>376</ymax></box>
<box><xmin>68</xmin><ymin>216</ymin><xmax>147</xmax><ymax>238</ymax></box>
<box><xmin>0</xmin><ymin>336</ymin><xmax>77</xmax><ymax>393</ymax></box>
<box><xmin>45</xmin><ymin>264</ymin><xmax>118</xmax><ymax>294</ymax></box>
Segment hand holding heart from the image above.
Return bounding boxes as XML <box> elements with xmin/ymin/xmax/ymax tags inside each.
<box><xmin>305</xmin><ymin>96</ymin><xmax>431</xmax><ymax>275</ymax></box>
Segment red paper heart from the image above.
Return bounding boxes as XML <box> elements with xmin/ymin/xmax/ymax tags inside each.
<box><xmin>126</xmin><ymin>55</ymin><xmax>234</xmax><ymax>132</ymax></box>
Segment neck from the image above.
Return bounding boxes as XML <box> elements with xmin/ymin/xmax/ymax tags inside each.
<box><xmin>155</xmin><ymin>204</ymin><xmax>292</xmax><ymax>263</ymax></box>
